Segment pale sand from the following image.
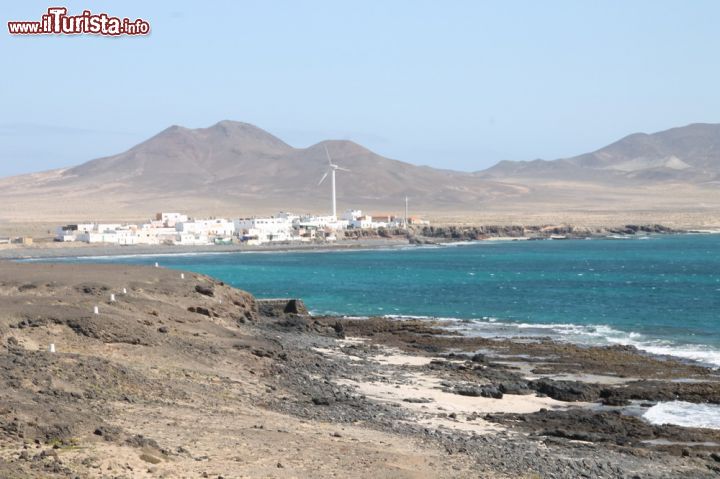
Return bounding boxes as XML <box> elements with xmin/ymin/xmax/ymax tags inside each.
<box><xmin>334</xmin><ymin>348</ymin><xmax>585</xmax><ymax>435</ymax></box>
<box><xmin>312</xmin><ymin>346</ymin><xmax>364</xmax><ymax>361</ymax></box>
<box><xmin>373</xmin><ymin>352</ymin><xmax>436</xmax><ymax>367</ymax></box>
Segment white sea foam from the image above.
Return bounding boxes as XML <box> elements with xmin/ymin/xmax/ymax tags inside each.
<box><xmin>440</xmin><ymin>240</ymin><xmax>482</xmax><ymax>247</ymax></box>
<box><xmin>643</xmin><ymin>401</ymin><xmax>720</xmax><ymax>429</ymax></box>
<box><xmin>376</xmin><ymin>314</ymin><xmax>720</xmax><ymax>368</ymax></box>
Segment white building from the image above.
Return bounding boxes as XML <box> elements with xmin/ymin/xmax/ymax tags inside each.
<box><xmin>58</xmin><ymin>223</ymin><xmax>125</xmax><ymax>243</ymax></box>
<box><xmin>234</xmin><ymin>217</ymin><xmax>294</xmax><ymax>244</ymax></box>
<box><xmin>156</xmin><ymin>212</ymin><xmax>188</xmax><ymax>227</ymax></box>
<box><xmin>77</xmin><ymin>231</ymin><xmax>119</xmax><ymax>244</ymax></box>
<box><xmin>176</xmin><ymin>218</ymin><xmax>235</xmax><ymax>237</ymax></box>
<box><xmin>134</xmin><ymin>225</ymin><xmax>178</xmax><ymax>244</ymax></box>
<box><xmin>54</xmin><ymin>212</ymin><xmax>235</xmax><ymax>246</ymax></box>
<box><xmin>55</xmin><ymin>223</ymin><xmax>98</xmax><ymax>241</ymax></box>
<box><xmin>297</xmin><ymin>215</ymin><xmax>349</xmax><ymax>231</ymax></box>
<box><xmin>174</xmin><ymin>232</ymin><xmax>210</xmax><ymax>245</ymax></box>
<box><xmin>115</xmin><ymin>227</ymin><xmax>140</xmax><ymax>245</ymax></box>
<box><xmin>349</xmin><ymin>215</ymin><xmax>375</xmax><ymax>229</ymax></box>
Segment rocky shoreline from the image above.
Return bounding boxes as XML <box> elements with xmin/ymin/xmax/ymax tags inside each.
<box><xmin>408</xmin><ymin>223</ymin><xmax>682</xmax><ymax>243</ymax></box>
<box><xmin>1</xmin><ymin>223</ymin><xmax>710</xmax><ymax>262</ymax></box>
<box><xmin>1</xmin><ymin>263</ymin><xmax>719</xmax><ymax>477</ymax></box>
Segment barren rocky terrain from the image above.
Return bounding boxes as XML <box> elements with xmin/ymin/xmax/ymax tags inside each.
<box><xmin>1</xmin><ymin>262</ymin><xmax>720</xmax><ymax>478</ymax></box>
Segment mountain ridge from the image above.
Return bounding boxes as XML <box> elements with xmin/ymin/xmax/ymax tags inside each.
<box><xmin>0</xmin><ymin>121</ymin><xmax>719</xmax><ymax>223</ymax></box>
<box><xmin>479</xmin><ymin>123</ymin><xmax>720</xmax><ymax>184</ymax></box>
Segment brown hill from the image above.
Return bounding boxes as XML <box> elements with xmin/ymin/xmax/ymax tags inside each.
<box><xmin>0</xmin><ymin>121</ymin><xmax>525</xmax><ymax>221</ymax></box>
<box><xmin>0</xmin><ymin>121</ymin><xmax>718</xmax><ymax>228</ymax></box>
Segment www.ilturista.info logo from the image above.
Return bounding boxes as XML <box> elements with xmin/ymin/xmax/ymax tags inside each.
<box><xmin>8</xmin><ymin>7</ymin><xmax>150</xmax><ymax>36</ymax></box>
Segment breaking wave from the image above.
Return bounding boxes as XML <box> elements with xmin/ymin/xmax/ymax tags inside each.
<box><xmin>643</xmin><ymin>401</ymin><xmax>720</xmax><ymax>429</ymax></box>
<box><xmin>377</xmin><ymin>314</ymin><xmax>720</xmax><ymax>368</ymax></box>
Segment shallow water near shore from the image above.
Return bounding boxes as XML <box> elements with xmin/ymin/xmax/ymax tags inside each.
<box><xmin>643</xmin><ymin>401</ymin><xmax>720</xmax><ymax>429</ymax></box>
<box><xmin>42</xmin><ymin>234</ymin><xmax>720</xmax><ymax>366</ymax></box>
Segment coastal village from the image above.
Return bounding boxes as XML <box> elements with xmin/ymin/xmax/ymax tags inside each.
<box><xmin>53</xmin><ymin>210</ymin><xmax>430</xmax><ymax>246</ymax></box>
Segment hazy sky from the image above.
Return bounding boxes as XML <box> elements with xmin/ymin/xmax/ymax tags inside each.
<box><xmin>2</xmin><ymin>1</ymin><xmax>719</xmax><ymax>177</ymax></box>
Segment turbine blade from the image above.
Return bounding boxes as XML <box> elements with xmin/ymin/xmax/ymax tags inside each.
<box><xmin>318</xmin><ymin>171</ymin><xmax>329</xmax><ymax>185</ymax></box>
<box><xmin>324</xmin><ymin>145</ymin><xmax>332</xmax><ymax>166</ymax></box>
<box><xmin>336</xmin><ymin>167</ymin><xmax>350</xmax><ymax>172</ymax></box>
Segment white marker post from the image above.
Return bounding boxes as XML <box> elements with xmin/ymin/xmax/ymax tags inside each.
<box><xmin>110</xmin><ymin>293</ymin><xmax>116</xmax><ymax>302</ymax></box>
<box><xmin>49</xmin><ymin>343</ymin><xmax>55</xmax><ymax>353</ymax></box>
<box><xmin>122</xmin><ymin>288</ymin><xmax>127</xmax><ymax>294</ymax></box>
<box><xmin>93</xmin><ymin>305</ymin><xmax>99</xmax><ymax>315</ymax></box>
<box><xmin>180</xmin><ymin>273</ymin><xmax>185</xmax><ymax>279</ymax></box>
<box><xmin>154</xmin><ymin>262</ymin><xmax>159</xmax><ymax>268</ymax></box>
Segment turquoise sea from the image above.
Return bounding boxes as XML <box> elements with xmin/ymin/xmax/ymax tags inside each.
<box><xmin>46</xmin><ymin>234</ymin><xmax>720</xmax><ymax>367</ymax></box>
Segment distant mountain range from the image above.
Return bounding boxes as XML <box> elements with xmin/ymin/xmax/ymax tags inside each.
<box><xmin>0</xmin><ymin>121</ymin><xmax>718</xmax><ymax>224</ymax></box>
<box><xmin>479</xmin><ymin>123</ymin><xmax>720</xmax><ymax>184</ymax></box>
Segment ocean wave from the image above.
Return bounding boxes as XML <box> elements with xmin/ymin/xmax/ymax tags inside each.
<box><xmin>375</xmin><ymin>314</ymin><xmax>720</xmax><ymax>368</ymax></box>
<box><xmin>643</xmin><ymin>401</ymin><xmax>720</xmax><ymax>429</ymax></box>
<box><xmin>439</xmin><ymin>240</ymin><xmax>483</xmax><ymax>247</ymax></box>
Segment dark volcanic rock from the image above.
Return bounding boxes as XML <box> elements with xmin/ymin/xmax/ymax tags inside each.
<box><xmin>600</xmin><ymin>380</ymin><xmax>720</xmax><ymax>404</ymax></box>
<box><xmin>453</xmin><ymin>385</ymin><xmax>503</xmax><ymax>399</ymax></box>
<box><xmin>274</xmin><ymin>315</ymin><xmax>312</xmax><ymax>331</ymax></box>
<box><xmin>530</xmin><ymin>379</ymin><xmax>602</xmax><ymax>402</ymax></box>
<box><xmin>283</xmin><ymin>299</ymin><xmax>308</xmax><ymax>315</ymax></box>
<box><xmin>499</xmin><ymin>381</ymin><xmax>534</xmax><ymax>395</ymax></box>
<box><xmin>257</xmin><ymin>299</ymin><xmax>308</xmax><ymax>317</ymax></box>
<box><xmin>471</xmin><ymin>353</ymin><xmax>486</xmax><ymax>363</ymax></box>
<box><xmin>194</xmin><ymin>285</ymin><xmax>215</xmax><ymax>297</ymax></box>
<box><xmin>311</xmin><ymin>396</ymin><xmax>332</xmax><ymax>406</ymax></box>
<box><xmin>93</xmin><ymin>425</ymin><xmax>122</xmax><ymax>442</ymax></box>
<box><xmin>188</xmin><ymin>306</ymin><xmax>212</xmax><ymax>317</ymax></box>
<box><xmin>488</xmin><ymin>408</ymin><xmax>720</xmax><ymax>450</ymax></box>
<box><xmin>76</xmin><ymin>282</ymin><xmax>110</xmax><ymax>295</ymax></box>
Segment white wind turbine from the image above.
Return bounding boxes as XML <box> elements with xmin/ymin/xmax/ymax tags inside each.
<box><xmin>318</xmin><ymin>145</ymin><xmax>350</xmax><ymax>219</ymax></box>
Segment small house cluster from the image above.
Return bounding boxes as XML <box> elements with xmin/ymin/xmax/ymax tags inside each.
<box><xmin>55</xmin><ymin>210</ymin><xmax>429</xmax><ymax>246</ymax></box>
<box><xmin>56</xmin><ymin>213</ymin><xmax>233</xmax><ymax>246</ymax></box>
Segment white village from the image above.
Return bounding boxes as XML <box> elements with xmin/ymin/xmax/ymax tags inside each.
<box><xmin>55</xmin><ymin>147</ymin><xmax>428</xmax><ymax>246</ymax></box>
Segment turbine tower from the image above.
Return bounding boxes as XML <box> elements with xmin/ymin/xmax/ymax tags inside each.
<box><xmin>318</xmin><ymin>145</ymin><xmax>350</xmax><ymax>219</ymax></box>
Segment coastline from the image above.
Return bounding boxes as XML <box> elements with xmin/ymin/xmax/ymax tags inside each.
<box><xmin>1</xmin><ymin>261</ymin><xmax>720</xmax><ymax>477</ymax></box>
<box><xmin>0</xmin><ymin>237</ymin><xmax>414</xmax><ymax>261</ymax></box>
<box><xmin>8</xmin><ymin>232</ymin><xmax>720</xmax><ymax>372</ymax></box>
<box><xmin>335</xmin><ymin>314</ymin><xmax>720</xmax><ymax>371</ymax></box>
<box><xmin>3</xmin><ymin>226</ymin><xmax>717</xmax><ymax>262</ymax></box>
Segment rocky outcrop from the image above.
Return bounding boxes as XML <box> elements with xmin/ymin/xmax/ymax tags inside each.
<box><xmin>530</xmin><ymin>379</ymin><xmax>603</xmax><ymax>402</ymax></box>
<box><xmin>257</xmin><ymin>298</ymin><xmax>309</xmax><ymax>317</ymax></box>
<box><xmin>489</xmin><ymin>408</ymin><xmax>720</xmax><ymax>449</ymax></box>
<box><xmin>600</xmin><ymin>380</ymin><xmax>720</xmax><ymax>405</ymax></box>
